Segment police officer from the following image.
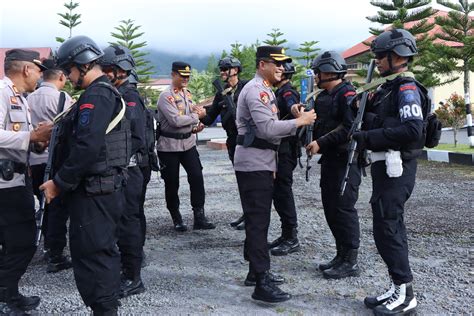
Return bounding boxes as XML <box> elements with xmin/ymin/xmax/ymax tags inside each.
<box><xmin>156</xmin><ymin>62</ymin><xmax>215</xmax><ymax>231</ymax></box>
<box><xmin>268</xmin><ymin>62</ymin><xmax>301</xmax><ymax>256</ymax></box>
<box><xmin>199</xmin><ymin>56</ymin><xmax>247</xmax><ymax>230</ymax></box>
<box><xmin>234</xmin><ymin>46</ymin><xmax>316</xmax><ymax>303</ymax></box>
<box><xmin>305</xmin><ymin>51</ymin><xmax>361</xmax><ymax>279</ymax></box>
<box><xmin>352</xmin><ymin>29</ymin><xmax>422</xmax><ymax>315</ymax></box>
<box><xmin>40</xmin><ymin>36</ymin><xmax>130</xmax><ymax>315</ymax></box>
<box><xmin>99</xmin><ymin>45</ymin><xmax>146</xmax><ymax>298</ymax></box>
<box><xmin>0</xmin><ymin>49</ymin><xmax>51</xmax><ymax>314</ymax></box>
<box><xmin>27</xmin><ymin>58</ymin><xmax>73</xmax><ymax>273</ymax></box>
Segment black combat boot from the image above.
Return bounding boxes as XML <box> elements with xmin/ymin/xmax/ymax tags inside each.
<box><xmin>268</xmin><ymin>236</ymin><xmax>285</xmax><ymax>249</ymax></box>
<box><xmin>319</xmin><ymin>244</ymin><xmax>343</xmax><ymax>271</ymax></box>
<box><xmin>251</xmin><ymin>272</ymin><xmax>291</xmax><ymax>303</ymax></box>
<box><xmin>119</xmin><ymin>273</ymin><xmax>146</xmax><ymax>299</ymax></box>
<box><xmin>47</xmin><ymin>253</ymin><xmax>72</xmax><ymax>273</ymax></box>
<box><xmin>245</xmin><ymin>264</ymin><xmax>285</xmax><ymax>286</ymax></box>
<box><xmin>0</xmin><ymin>287</ymin><xmax>26</xmax><ymax>315</ymax></box>
<box><xmin>230</xmin><ymin>215</ymin><xmax>244</xmax><ymax>228</ymax></box>
<box><xmin>170</xmin><ymin>210</ymin><xmax>187</xmax><ymax>232</ymax></box>
<box><xmin>372</xmin><ymin>283</ymin><xmax>417</xmax><ymax>315</ymax></box>
<box><xmin>323</xmin><ymin>248</ymin><xmax>360</xmax><ymax>279</ymax></box>
<box><xmin>192</xmin><ymin>207</ymin><xmax>216</xmax><ymax>230</ymax></box>
<box><xmin>270</xmin><ymin>228</ymin><xmax>300</xmax><ymax>256</ymax></box>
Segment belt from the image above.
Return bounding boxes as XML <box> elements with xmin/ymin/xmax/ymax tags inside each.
<box><xmin>236</xmin><ymin>135</ymin><xmax>278</xmax><ymax>151</ymax></box>
<box><xmin>369</xmin><ymin>151</ymin><xmax>387</xmax><ymax>162</ymax></box>
<box><xmin>160</xmin><ymin>131</ymin><xmax>192</xmax><ymax>139</ymax></box>
<box><xmin>0</xmin><ymin>159</ymin><xmax>26</xmax><ymax>174</ymax></box>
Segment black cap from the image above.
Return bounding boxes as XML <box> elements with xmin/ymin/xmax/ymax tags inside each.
<box><xmin>42</xmin><ymin>58</ymin><xmax>60</xmax><ymax>70</ymax></box>
<box><xmin>5</xmin><ymin>49</ymin><xmax>48</xmax><ymax>71</ymax></box>
<box><xmin>172</xmin><ymin>61</ymin><xmax>191</xmax><ymax>76</ymax></box>
<box><xmin>256</xmin><ymin>46</ymin><xmax>292</xmax><ymax>62</ymax></box>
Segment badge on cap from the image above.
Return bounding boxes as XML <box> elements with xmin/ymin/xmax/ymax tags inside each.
<box><xmin>185</xmin><ymin>66</ymin><xmax>190</xmax><ymax>72</ymax></box>
<box><xmin>12</xmin><ymin>123</ymin><xmax>21</xmax><ymax>131</ymax></box>
<box><xmin>10</xmin><ymin>96</ymin><xmax>18</xmax><ymax>105</ymax></box>
<box><xmin>260</xmin><ymin>91</ymin><xmax>269</xmax><ymax>105</ymax></box>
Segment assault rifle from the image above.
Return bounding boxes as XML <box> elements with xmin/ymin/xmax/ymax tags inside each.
<box><xmin>35</xmin><ymin>92</ymin><xmax>66</xmax><ymax>246</ymax></box>
<box><xmin>298</xmin><ymin>69</ymin><xmax>316</xmax><ymax>182</ymax></box>
<box><xmin>212</xmin><ymin>78</ymin><xmax>236</xmax><ymax>127</ymax></box>
<box><xmin>339</xmin><ymin>59</ymin><xmax>376</xmax><ymax>197</ymax></box>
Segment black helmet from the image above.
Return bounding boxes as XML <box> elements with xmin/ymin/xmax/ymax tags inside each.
<box><xmin>99</xmin><ymin>45</ymin><xmax>135</xmax><ymax>71</ymax></box>
<box><xmin>56</xmin><ymin>35</ymin><xmax>104</xmax><ymax>68</ymax></box>
<box><xmin>311</xmin><ymin>51</ymin><xmax>347</xmax><ymax>74</ymax></box>
<box><xmin>218</xmin><ymin>56</ymin><xmax>242</xmax><ymax>72</ymax></box>
<box><xmin>282</xmin><ymin>62</ymin><xmax>295</xmax><ymax>74</ymax></box>
<box><xmin>371</xmin><ymin>29</ymin><xmax>418</xmax><ymax>57</ymax></box>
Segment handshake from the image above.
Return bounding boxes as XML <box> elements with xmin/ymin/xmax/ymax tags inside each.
<box><xmin>192</xmin><ymin>105</ymin><xmax>206</xmax><ymax>119</ymax></box>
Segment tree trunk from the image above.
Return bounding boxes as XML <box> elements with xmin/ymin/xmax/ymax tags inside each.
<box><xmin>453</xmin><ymin>128</ymin><xmax>457</xmax><ymax>148</ymax></box>
<box><xmin>464</xmin><ymin>55</ymin><xmax>473</xmax><ymax>148</ymax></box>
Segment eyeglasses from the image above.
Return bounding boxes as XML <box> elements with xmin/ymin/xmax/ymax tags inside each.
<box><xmin>375</xmin><ymin>52</ymin><xmax>389</xmax><ymax>60</ymax></box>
<box><xmin>263</xmin><ymin>59</ymin><xmax>285</xmax><ymax>67</ymax></box>
<box><xmin>219</xmin><ymin>67</ymin><xmax>230</xmax><ymax>72</ymax></box>
<box><xmin>61</xmin><ymin>64</ymin><xmax>74</xmax><ymax>76</ymax></box>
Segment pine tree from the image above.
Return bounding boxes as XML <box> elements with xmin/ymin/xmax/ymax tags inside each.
<box><xmin>263</xmin><ymin>28</ymin><xmax>289</xmax><ymax>49</ymax></box>
<box><xmin>435</xmin><ymin>0</ymin><xmax>474</xmax><ymax>146</ymax></box>
<box><xmin>110</xmin><ymin>19</ymin><xmax>154</xmax><ymax>84</ymax></box>
<box><xmin>56</xmin><ymin>0</ymin><xmax>81</xmax><ymax>43</ymax></box>
<box><xmin>366</xmin><ymin>0</ymin><xmax>444</xmax><ymax>87</ymax></box>
<box><xmin>294</xmin><ymin>41</ymin><xmax>320</xmax><ymax>68</ymax></box>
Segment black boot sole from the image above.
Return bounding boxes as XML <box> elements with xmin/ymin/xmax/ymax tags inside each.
<box><xmin>251</xmin><ymin>292</ymin><xmax>291</xmax><ymax>303</ymax></box>
<box><xmin>244</xmin><ymin>279</ymin><xmax>285</xmax><ymax>287</ymax></box>
<box><xmin>119</xmin><ymin>285</ymin><xmax>146</xmax><ymax>299</ymax></box>
<box><xmin>270</xmin><ymin>245</ymin><xmax>301</xmax><ymax>256</ymax></box>
<box><xmin>193</xmin><ymin>224</ymin><xmax>216</xmax><ymax>230</ymax></box>
<box><xmin>47</xmin><ymin>261</ymin><xmax>73</xmax><ymax>273</ymax></box>
<box><xmin>323</xmin><ymin>269</ymin><xmax>360</xmax><ymax>279</ymax></box>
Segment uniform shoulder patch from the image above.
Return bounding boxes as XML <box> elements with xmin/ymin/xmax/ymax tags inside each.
<box><xmin>79</xmin><ymin>110</ymin><xmax>91</xmax><ymax>126</ymax></box>
<box><xmin>79</xmin><ymin>103</ymin><xmax>95</xmax><ymax>111</ymax></box>
<box><xmin>283</xmin><ymin>91</ymin><xmax>293</xmax><ymax>98</ymax></box>
<box><xmin>343</xmin><ymin>91</ymin><xmax>356</xmax><ymax>97</ymax></box>
<box><xmin>166</xmin><ymin>96</ymin><xmax>175</xmax><ymax>104</ymax></box>
<box><xmin>399</xmin><ymin>84</ymin><xmax>417</xmax><ymax>92</ymax></box>
<box><xmin>127</xmin><ymin>102</ymin><xmax>136</xmax><ymax>107</ymax></box>
<box><xmin>259</xmin><ymin>91</ymin><xmax>270</xmax><ymax>105</ymax></box>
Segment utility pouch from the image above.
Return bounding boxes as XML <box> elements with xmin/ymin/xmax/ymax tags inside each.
<box><xmin>0</xmin><ymin>160</ymin><xmax>14</xmax><ymax>181</ymax></box>
<box><xmin>84</xmin><ymin>173</ymin><xmax>122</xmax><ymax>196</ymax></box>
<box><xmin>385</xmin><ymin>150</ymin><xmax>403</xmax><ymax>178</ymax></box>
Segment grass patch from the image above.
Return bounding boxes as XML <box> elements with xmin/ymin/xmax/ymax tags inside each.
<box><xmin>430</xmin><ymin>143</ymin><xmax>474</xmax><ymax>154</ymax></box>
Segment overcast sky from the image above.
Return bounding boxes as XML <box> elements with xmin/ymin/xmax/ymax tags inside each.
<box><xmin>0</xmin><ymin>0</ymin><xmax>445</xmax><ymax>55</ymax></box>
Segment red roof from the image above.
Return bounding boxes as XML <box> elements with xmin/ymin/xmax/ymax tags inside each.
<box><xmin>342</xmin><ymin>10</ymin><xmax>467</xmax><ymax>59</ymax></box>
<box><xmin>0</xmin><ymin>47</ymin><xmax>52</xmax><ymax>78</ymax></box>
<box><xmin>149</xmin><ymin>78</ymin><xmax>171</xmax><ymax>86</ymax></box>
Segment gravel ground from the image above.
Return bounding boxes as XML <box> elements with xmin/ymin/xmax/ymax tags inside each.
<box><xmin>21</xmin><ymin>146</ymin><xmax>473</xmax><ymax>315</ymax></box>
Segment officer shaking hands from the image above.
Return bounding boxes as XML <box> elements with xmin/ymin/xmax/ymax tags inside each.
<box><xmin>353</xmin><ymin>29</ymin><xmax>423</xmax><ymax>316</ymax></box>
<box><xmin>306</xmin><ymin>51</ymin><xmax>362</xmax><ymax>280</ymax></box>
<box><xmin>234</xmin><ymin>46</ymin><xmax>315</xmax><ymax>303</ymax></box>
<box><xmin>156</xmin><ymin>62</ymin><xmax>215</xmax><ymax>232</ymax></box>
<box><xmin>0</xmin><ymin>49</ymin><xmax>50</xmax><ymax>315</ymax></box>
<box><xmin>40</xmin><ymin>36</ymin><xmax>131</xmax><ymax>315</ymax></box>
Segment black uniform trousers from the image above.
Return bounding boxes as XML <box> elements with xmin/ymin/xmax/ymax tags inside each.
<box><xmin>118</xmin><ymin>166</ymin><xmax>143</xmax><ymax>280</ymax></box>
<box><xmin>236</xmin><ymin>170</ymin><xmax>274</xmax><ymax>273</ymax></box>
<box><xmin>31</xmin><ymin>163</ymin><xmax>69</xmax><ymax>255</ymax></box>
<box><xmin>226</xmin><ymin>134</ymin><xmax>237</xmax><ymax>164</ymax></box>
<box><xmin>139</xmin><ymin>165</ymin><xmax>152</xmax><ymax>246</ymax></box>
<box><xmin>320</xmin><ymin>153</ymin><xmax>361</xmax><ymax>249</ymax></box>
<box><xmin>157</xmin><ymin>146</ymin><xmax>205</xmax><ymax>212</ymax></box>
<box><xmin>0</xmin><ymin>182</ymin><xmax>36</xmax><ymax>296</ymax></box>
<box><xmin>66</xmin><ymin>186</ymin><xmax>123</xmax><ymax>310</ymax></box>
<box><xmin>272</xmin><ymin>140</ymin><xmax>298</xmax><ymax>235</ymax></box>
<box><xmin>370</xmin><ymin>159</ymin><xmax>416</xmax><ymax>285</ymax></box>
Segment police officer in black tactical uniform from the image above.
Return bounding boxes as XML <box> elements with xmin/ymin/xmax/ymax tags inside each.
<box><xmin>268</xmin><ymin>62</ymin><xmax>301</xmax><ymax>256</ymax></box>
<box><xmin>305</xmin><ymin>51</ymin><xmax>361</xmax><ymax>279</ymax></box>
<box><xmin>200</xmin><ymin>56</ymin><xmax>247</xmax><ymax>230</ymax></box>
<box><xmin>40</xmin><ymin>35</ymin><xmax>130</xmax><ymax>315</ymax></box>
<box><xmin>0</xmin><ymin>49</ymin><xmax>50</xmax><ymax>315</ymax></box>
<box><xmin>99</xmin><ymin>45</ymin><xmax>146</xmax><ymax>299</ymax></box>
<box><xmin>352</xmin><ymin>29</ymin><xmax>422</xmax><ymax>315</ymax></box>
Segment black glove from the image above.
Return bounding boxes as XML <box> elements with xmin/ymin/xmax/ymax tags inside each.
<box><xmin>352</xmin><ymin>131</ymin><xmax>368</xmax><ymax>150</ymax></box>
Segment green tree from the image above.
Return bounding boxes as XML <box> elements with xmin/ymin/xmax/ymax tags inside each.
<box><xmin>56</xmin><ymin>0</ymin><xmax>81</xmax><ymax>43</ymax></box>
<box><xmin>366</xmin><ymin>0</ymin><xmax>446</xmax><ymax>87</ymax></box>
<box><xmin>435</xmin><ymin>92</ymin><xmax>466</xmax><ymax>146</ymax></box>
<box><xmin>263</xmin><ymin>28</ymin><xmax>289</xmax><ymax>49</ymax></box>
<box><xmin>188</xmin><ymin>70</ymin><xmax>215</xmax><ymax>103</ymax></box>
<box><xmin>224</xmin><ymin>41</ymin><xmax>259</xmax><ymax>81</ymax></box>
<box><xmin>110</xmin><ymin>19</ymin><xmax>154</xmax><ymax>83</ymax></box>
<box><xmin>435</xmin><ymin>0</ymin><xmax>474</xmax><ymax>147</ymax></box>
<box><xmin>294</xmin><ymin>41</ymin><xmax>320</xmax><ymax>68</ymax></box>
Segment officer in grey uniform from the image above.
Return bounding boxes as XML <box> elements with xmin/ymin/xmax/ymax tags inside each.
<box><xmin>234</xmin><ymin>46</ymin><xmax>316</xmax><ymax>303</ymax></box>
<box><xmin>27</xmin><ymin>58</ymin><xmax>73</xmax><ymax>273</ymax></box>
<box><xmin>0</xmin><ymin>49</ymin><xmax>51</xmax><ymax>314</ymax></box>
<box><xmin>156</xmin><ymin>62</ymin><xmax>215</xmax><ymax>231</ymax></box>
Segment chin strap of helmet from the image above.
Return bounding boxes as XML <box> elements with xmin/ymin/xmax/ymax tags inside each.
<box><xmin>381</xmin><ymin>52</ymin><xmax>409</xmax><ymax>77</ymax></box>
<box><xmin>75</xmin><ymin>62</ymin><xmax>97</xmax><ymax>89</ymax></box>
<box><xmin>316</xmin><ymin>72</ymin><xmax>344</xmax><ymax>89</ymax></box>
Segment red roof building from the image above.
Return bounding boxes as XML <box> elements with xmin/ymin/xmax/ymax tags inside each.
<box><xmin>0</xmin><ymin>47</ymin><xmax>52</xmax><ymax>78</ymax></box>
